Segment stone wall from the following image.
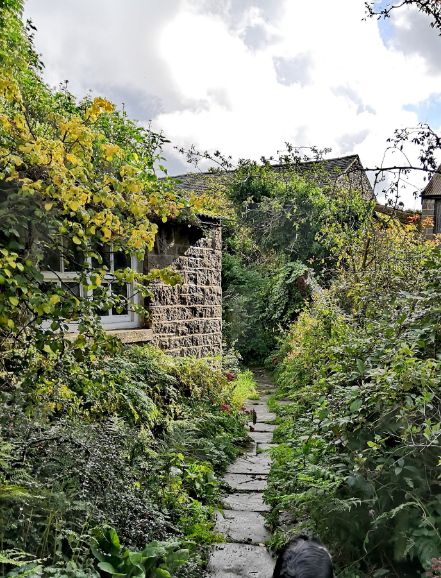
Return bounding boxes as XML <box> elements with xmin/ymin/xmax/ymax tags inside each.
<box><xmin>146</xmin><ymin>217</ymin><xmax>222</xmax><ymax>357</ymax></box>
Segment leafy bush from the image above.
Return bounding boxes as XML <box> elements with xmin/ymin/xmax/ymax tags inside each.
<box><xmin>91</xmin><ymin>526</ymin><xmax>189</xmax><ymax>578</ymax></box>
<box><xmin>267</xmin><ymin>242</ymin><xmax>441</xmax><ymax>576</ymax></box>
<box><xmin>230</xmin><ymin>370</ymin><xmax>259</xmax><ymax>409</ymax></box>
<box><xmin>221</xmin><ymin>157</ymin><xmax>377</xmax><ymax>362</ymax></box>
<box><xmin>0</xmin><ymin>345</ymin><xmax>248</xmax><ymax>577</ymax></box>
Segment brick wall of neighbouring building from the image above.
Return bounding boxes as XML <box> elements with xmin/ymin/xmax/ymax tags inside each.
<box><xmin>146</xmin><ymin>216</ymin><xmax>222</xmax><ymax>357</ymax></box>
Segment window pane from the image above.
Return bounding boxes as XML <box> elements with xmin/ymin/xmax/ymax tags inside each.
<box><xmin>111</xmin><ymin>283</ymin><xmax>128</xmax><ymax>315</ymax></box>
<box><xmin>40</xmin><ymin>281</ymin><xmax>59</xmax><ymax>293</ymax></box>
<box><xmin>63</xmin><ymin>238</ymin><xmax>85</xmax><ymax>272</ymax></box>
<box><xmin>113</xmin><ymin>250</ymin><xmax>130</xmax><ymax>271</ymax></box>
<box><xmin>42</xmin><ymin>246</ymin><xmax>61</xmax><ymax>272</ymax></box>
<box><xmin>92</xmin><ymin>244</ymin><xmax>111</xmax><ymax>270</ymax></box>
<box><xmin>62</xmin><ymin>281</ymin><xmax>81</xmax><ymax>298</ymax></box>
<box><xmin>94</xmin><ymin>284</ymin><xmax>111</xmax><ymax>316</ymax></box>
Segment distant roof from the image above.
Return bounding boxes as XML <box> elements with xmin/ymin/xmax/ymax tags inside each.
<box><xmin>421</xmin><ymin>166</ymin><xmax>441</xmax><ymax>197</ymax></box>
<box><xmin>173</xmin><ymin>154</ymin><xmax>373</xmax><ymax>199</ymax></box>
<box><xmin>274</xmin><ymin>153</ymin><xmax>362</xmax><ymax>178</ymax></box>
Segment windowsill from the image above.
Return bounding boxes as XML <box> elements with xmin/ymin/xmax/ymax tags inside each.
<box><xmin>65</xmin><ymin>328</ymin><xmax>153</xmax><ymax>344</ymax></box>
<box><xmin>106</xmin><ymin>328</ymin><xmax>153</xmax><ymax>343</ymax></box>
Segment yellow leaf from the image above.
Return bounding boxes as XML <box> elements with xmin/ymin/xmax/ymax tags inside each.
<box><xmin>44</xmin><ymin>202</ymin><xmax>53</xmax><ymax>211</ymax></box>
<box><xmin>72</xmin><ymin>236</ymin><xmax>81</xmax><ymax>245</ymax></box>
<box><xmin>66</xmin><ymin>153</ymin><xmax>79</xmax><ymax>165</ymax></box>
<box><xmin>69</xmin><ymin>200</ymin><xmax>80</xmax><ymax>211</ymax></box>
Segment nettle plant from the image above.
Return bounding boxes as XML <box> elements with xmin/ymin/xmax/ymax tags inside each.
<box><xmin>0</xmin><ymin>1</ymin><xmax>189</xmax><ymax>379</ymax></box>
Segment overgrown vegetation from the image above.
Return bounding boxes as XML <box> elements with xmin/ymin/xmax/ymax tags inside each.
<box><xmin>0</xmin><ymin>344</ymin><xmax>251</xmax><ymax>577</ymax></box>
<box><xmin>221</xmin><ymin>159</ymin><xmax>339</xmax><ymax>362</ymax></box>
<box><xmin>2</xmin><ymin>1</ymin><xmax>441</xmax><ymax>577</ymax></box>
<box><xmin>266</xmin><ymin>207</ymin><xmax>441</xmax><ymax>576</ymax></box>
<box><xmin>0</xmin><ymin>0</ymin><xmax>191</xmax><ymax>378</ymax></box>
<box><xmin>0</xmin><ymin>3</ymin><xmax>254</xmax><ymax>577</ymax></box>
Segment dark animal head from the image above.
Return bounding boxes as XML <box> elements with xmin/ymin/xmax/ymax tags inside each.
<box><xmin>272</xmin><ymin>535</ymin><xmax>334</xmax><ymax>578</ymax></box>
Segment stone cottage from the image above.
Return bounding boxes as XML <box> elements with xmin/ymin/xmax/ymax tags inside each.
<box><xmin>42</xmin><ymin>154</ymin><xmax>375</xmax><ymax>359</ymax></box>
<box><xmin>41</xmin><ymin>214</ymin><xmax>223</xmax><ymax>358</ymax></box>
<box><xmin>113</xmin><ymin>153</ymin><xmax>372</xmax><ymax>356</ymax></box>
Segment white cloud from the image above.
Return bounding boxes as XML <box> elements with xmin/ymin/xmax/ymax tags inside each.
<box><xmin>24</xmin><ymin>0</ymin><xmax>441</xmax><ymax>208</ymax></box>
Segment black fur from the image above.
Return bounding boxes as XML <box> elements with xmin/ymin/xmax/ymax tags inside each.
<box><xmin>272</xmin><ymin>535</ymin><xmax>334</xmax><ymax>578</ymax></box>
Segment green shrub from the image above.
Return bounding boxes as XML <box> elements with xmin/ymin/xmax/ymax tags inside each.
<box><xmin>230</xmin><ymin>370</ymin><xmax>259</xmax><ymax>409</ymax></box>
<box><xmin>0</xmin><ymin>346</ymin><xmax>247</xmax><ymax>578</ymax></box>
<box><xmin>90</xmin><ymin>526</ymin><xmax>189</xmax><ymax>578</ymax></box>
<box><xmin>267</xmin><ymin>252</ymin><xmax>441</xmax><ymax>576</ymax></box>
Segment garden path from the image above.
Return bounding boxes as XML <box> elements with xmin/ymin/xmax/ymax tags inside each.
<box><xmin>207</xmin><ymin>369</ymin><xmax>277</xmax><ymax>578</ymax></box>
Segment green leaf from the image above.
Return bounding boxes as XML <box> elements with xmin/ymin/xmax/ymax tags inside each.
<box><xmin>97</xmin><ymin>562</ymin><xmax>123</xmax><ymax>576</ymax></box>
<box><xmin>356</xmin><ymin>359</ymin><xmax>365</xmax><ymax>375</ymax></box>
<box><xmin>8</xmin><ymin>295</ymin><xmax>19</xmax><ymax>307</ymax></box>
<box><xmin>153</xmin><ymin>569</ymin><xmax>171</xmax><ymax>578</ymax></box>
<box><xmin>367</xmin><ymin>441</ymin><xmax>379</xmax><ymax>450</ymax></box>
<box><xmin>128</xmin><ymin>551</ymin><xmax>143</xmax><ymax>565</ymax></box>
<box><xmin>108</xmin><ymin>527</ymin><xmax>121</xmax><ymax>550</ymax></box>
<box><xmin>165</xmin><ymin>548</ymin><xmax>189</xmax><ymax>570</ymax></box>
<box><xmin>349</xmin><ymin>399</ymin><xmax>362</xmax><ymax>413</ymax></box>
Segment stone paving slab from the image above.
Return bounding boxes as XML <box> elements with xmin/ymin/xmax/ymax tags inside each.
<box><xmin>253</xmin><ymin>395</ymin><xmax>270</xmax><ymax>403</ymax></box>
<box><xmin>246</xmin><ymin>440</ymin><xmax>258</xmax><ymax>456</ymax></box>
<box><xmin>251</xmin><ymin>423</ymin><xmax>276</xmax><ymax>432</ymax></box>
<box><xmin>248</xmin><ymin>431</ymin><xmax>274</xmax><ymax>444</ymax></box>
<box><xmin>226</xmin><ymin>454</ymin><xmax>271</xmax><ymax>475</ymax></box>
<box><xmin>208</xmin><ymin>371</ymin><xmax>276</xmax><ymax>577</ymax></box>
<box><xmin>208</xmin><ymin>544</ymin><xmax>275</xmax><ymax>578</ymax></box>
<box><xmin>223</xmin><ymin>492</ymin><xmax>270</xmax><ymax>512</ymax></box>
<box><xmin>248</xmin><ymin>402</ymin><xmax>271</xmax><ymax>412</ymax></box>
<box><xmin>224</xmin><ymin>473</ymin><xmax>268</xmax><ymax>491</ymax></box>
<box><xmin>255</xmin><ymin>413</ymin><xmax>277</xmax><ymax>424</ymax></box>
<box><xmin>257</xmin><ymin>443</ymin><xmax>277</xmax><ymax>452</ymax></box>
<box><xmin>215</xmin><ymin>510</ymin><xmax>270</xmax><ymax>544</ymax></box>
<box><xmin>245</xmin><ymin>400</ymin><xmax>271</xmax><ymax>408</ymax></box>
<box><xmin>245</xmin><ymin>400</ymin><xmax>264</xmax><ymax>407</ymax></box>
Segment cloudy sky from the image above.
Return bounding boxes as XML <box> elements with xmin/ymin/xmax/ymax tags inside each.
<box><xmin>24</xmin><ymin>0</ymin><xmax>441</xmax><ymax>208</ymax></box>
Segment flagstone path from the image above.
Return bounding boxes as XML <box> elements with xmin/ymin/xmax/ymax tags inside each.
<box><xmin>207</xmin><ymin>369</ymin><xmax>277</xmax><ymax>578</ymax></box>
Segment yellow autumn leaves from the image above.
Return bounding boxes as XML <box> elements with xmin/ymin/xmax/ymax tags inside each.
<box><xmin>0</xmin><ymin>76</ymin><xmax>185</xmax><ymax>252</ymax></box>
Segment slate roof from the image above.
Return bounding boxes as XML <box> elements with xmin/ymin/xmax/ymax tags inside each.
<box><xmin>421</xmin><ymin>166</ymin><xmax>441</xmax><ymax>197</ymax></box>
<box><xmin>173</xmin><ymin>154</ymin><xmax>374</xmax><ymax>199</ymax></box>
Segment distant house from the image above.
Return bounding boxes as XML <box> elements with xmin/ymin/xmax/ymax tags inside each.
<box><xmin>421</xmin><ymin>169</ymin><xmax>441</xmax><ymax>237</ymax></box>
<box><xmin>174</xmin><ymin>154</ymin><xmax>374</xmax><ymax>201</ymax></box>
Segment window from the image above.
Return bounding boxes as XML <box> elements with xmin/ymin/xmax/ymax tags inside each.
<box><xmin>42</xmin><ymin>240</ymin><xmax>142</xmax><ymax>330</ymax></box>
<box><xmin>93</xmin><ymin>246</ymin><xmax>142</xmax><ymax>329</ymax></box>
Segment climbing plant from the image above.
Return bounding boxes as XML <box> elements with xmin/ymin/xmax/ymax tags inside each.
<box><xmin>0</xmin><ymin>0</ymin><xmax>190</xmax><ymax>385</ymax></box>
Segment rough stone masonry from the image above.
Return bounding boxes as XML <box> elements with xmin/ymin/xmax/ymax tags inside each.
<box><xmin>147</xmin><ymin>216</ymin><xmax>222</xmax><ymax>357</ymax></box>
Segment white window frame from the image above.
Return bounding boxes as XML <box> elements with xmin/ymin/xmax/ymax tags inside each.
<box><xmin>42</xmin><ymin>245</ymin><xmax>143</xmax><ymax>331</ymax></box>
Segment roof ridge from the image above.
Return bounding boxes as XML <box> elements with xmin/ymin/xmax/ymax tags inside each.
<box><xmin>172</xmin><ymin>153</ymin><xmax>363</xmax><ymax>179</ymax></box>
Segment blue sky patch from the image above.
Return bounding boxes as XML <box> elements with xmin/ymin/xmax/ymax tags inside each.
<box><xmin>372</xmin><ymin>0</ymin><xmax>396</xmax><ymax>44</ymax></box>
<box><xmin>404</xmin><ymin>94</ymin><xmax>441</xmax><ymax>126</ymax></box>
<box><xmin>378</xmin><ymin>17</ymin><xmax>394</xmax><ymax>44</ymax></box>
